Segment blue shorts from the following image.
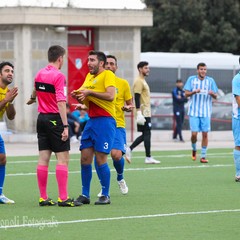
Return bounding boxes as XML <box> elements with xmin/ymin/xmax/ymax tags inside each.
<box><xmin>0</xmin><ymin>135</ymin><xmax>5</xmax><ymax>154</ymax></box>
<box><xmin>232</xmin><ymin>118</ymin><xmax>240</xmax><ymax>146</ymax></box>
<box><xmin>112</xmin><ymin>127</ymin><xmax>126</xmax><ymax>154</ymax></box>
<box><xmin>80</xmin><ymin>117</ymin><xmax>116</xmax><ymax>154</ymax></box>
<box><xmin>189</xmin><ymin>116</ymin><xmax>211</xmax><ymax>132</ymax></box>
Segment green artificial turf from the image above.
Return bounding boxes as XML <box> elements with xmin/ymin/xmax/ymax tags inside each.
<box><xmin>1</xmin><ymin>148</ymin><xmax>239</xmax><ymax>239</ymax></box>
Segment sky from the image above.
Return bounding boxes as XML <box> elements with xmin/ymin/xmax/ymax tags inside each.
<box><xmin>0</xmin><ymin>0</ymin><xmax>146</xmax><ymax>9</ymax></box>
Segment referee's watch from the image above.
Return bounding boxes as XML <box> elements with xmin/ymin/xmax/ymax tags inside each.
<box><xmin>63</xmin><ymin>125</ymin><xmax>69</xmax><ymax>128</ymax></box>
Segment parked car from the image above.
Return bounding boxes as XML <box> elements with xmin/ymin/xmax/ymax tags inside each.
<box><xmin>213</xmin><ymin>92</ymin><xmax>232</xmax><ymax>106</ymax></box>
<box><xmin>150</xmin><ymin>93</ymin><xmax>188</xmax><ymax>130</ymax></box>
<box><xmin>150</xmin><ymin>91</ymin><xmax>232</xmax><ymax>131</ymax></box>
<box><xmin>151</xmin><ymin>96</ymin><xmax>174</xmax><ymax>129</ymax></box>
<box><xmin>211</xmin><ymin>93</ymin><xmax>232</xmax><ymax>130</ymax></box>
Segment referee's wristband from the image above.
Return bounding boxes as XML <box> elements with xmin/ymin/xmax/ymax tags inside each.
<box><xmin>63</xmin><ymin>125</ymin><xmax>69</xmax><ymax>128</ymax></box>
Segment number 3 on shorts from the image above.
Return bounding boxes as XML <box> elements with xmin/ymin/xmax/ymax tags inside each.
<box><xmin>103</xmin><ymin>142</ymin><xmax>109</xmax><ymax>150</ymax></box>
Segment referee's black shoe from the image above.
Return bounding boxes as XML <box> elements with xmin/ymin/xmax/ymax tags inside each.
<box><xmin>58</xmin><ymin>197</ymin><xmax>82</xmax><ymax>207</ymax></box>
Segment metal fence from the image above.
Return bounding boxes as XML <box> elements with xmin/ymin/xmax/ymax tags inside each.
<box><xmin>125</xmin><ymin>94</ymin><xmax>232</xmax><ymax>142</ymax></box>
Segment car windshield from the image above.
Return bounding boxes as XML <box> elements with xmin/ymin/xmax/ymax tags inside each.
<box><xmin>214</xmin><ymin>93</ymin><xmax>232</xmax><ymax>106</ymax></box>
<box><xmin>150</xmin><ymin>93</ymin><xmax>171</xmax><ymax>107</ymax></box>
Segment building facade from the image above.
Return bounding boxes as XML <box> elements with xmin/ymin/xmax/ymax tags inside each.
<box><xmin>0</xmin><ymin>6</ymin><xmax>153</xmax><ymax>133</ymax></box>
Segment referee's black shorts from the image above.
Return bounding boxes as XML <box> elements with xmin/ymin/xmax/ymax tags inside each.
<box><xmin>37</xmin><ymin>113</ymin><xmax>70</xmax><ymax>152</ymax></box>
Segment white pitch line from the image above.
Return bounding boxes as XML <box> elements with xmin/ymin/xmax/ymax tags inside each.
<box><xmin>7</xmin><ymin>152</ymin><xmax>232</xmax><ymax>164</ymax></box>
<box><xmin>6</xmin><ymin>164</ymin><xmax>234</xmax><ymax>177</ymax></box>
<box><xmin>1</xmin><ymin>208</ymin><xmax>240</xmax><ymax>229</ymax></box>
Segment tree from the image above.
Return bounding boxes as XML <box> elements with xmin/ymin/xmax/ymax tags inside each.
<box><xmin>142</xmin><ymin>0</ymin><xmax>240</xmax><ymax>54</ymax></box>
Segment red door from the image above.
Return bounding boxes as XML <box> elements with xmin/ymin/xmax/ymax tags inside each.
<box><xmin>67</xmin><ymin>28</ymin><xmax>94</xmax><ymax>111</ymax></box>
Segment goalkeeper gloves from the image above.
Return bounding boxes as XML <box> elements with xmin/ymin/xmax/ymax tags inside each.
<box><xmin>136</xmin><ymin>111</ymin><xmax>146</xmax><ymax>125</ymax></box>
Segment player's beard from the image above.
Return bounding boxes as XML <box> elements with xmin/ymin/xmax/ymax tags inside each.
<box><xmin>89</xmin><ymin>65</ymin><xmax>99</xmax><ymax>75</ymax></box>
<box><xmin>198</xmin><ymin>73</ymin><xmax>205</xmax><ymax>80</ymax></box>
<box><xmin>143</xmin><ymin>72</ymin><xmax>149</xmax><ymax>77</ymax></box>
<box><xmin>2</xmin><ymin>75</ymin><xmax>12</xmax><ymax>85</ymax></box>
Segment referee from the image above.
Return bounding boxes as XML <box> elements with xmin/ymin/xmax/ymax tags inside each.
<box><xmin>34</xmin><ymin>45</ymin><xmax>81</xmax><ymax>207</ymax></box>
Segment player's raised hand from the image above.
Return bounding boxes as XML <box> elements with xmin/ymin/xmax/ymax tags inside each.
<box><xmin>72</xmin><ymin>103</ymin><xmax>88</xmax><ymax>110</ymax></box>
<box><xmin>208</xmin><ymin>90</ymin><xmax>217</xmax><ymax>99</ymax></box>
<box><xmin>71</xmin><ymin>89</ymin><xmax>80</xmax><ymax>99</ymax></box>
<box><xmin>6</xmin><ymin>87</ymin><xmax>18</xmax><ymax>103</ymax></box>
<box><xmin>77</xmin><ymin>89</ymin><xmax>92</xmax><ymax>102</ymax></box>
<box><xmin>122</xmin><ymin>105</ymin><xmax>135</xmax><ymax>112</ymax></box>
<box><xmin>194</xmin><ymin>89</ymin><xmax>201</xmax><ymax>94</ymax></box>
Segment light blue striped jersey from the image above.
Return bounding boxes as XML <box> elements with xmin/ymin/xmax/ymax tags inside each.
<box><xmin>184</xmin><ymin>75</ymin><xmax>218</xmax><ymax>117</ymax></box>
<box><xmin>232</xmin><ymin>72</ymin><xmax>240</xmax><ymax>119</ymax></box>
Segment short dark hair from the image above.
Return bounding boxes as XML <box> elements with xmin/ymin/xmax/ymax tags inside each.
<box><xmin>89</xmin><ymin>50</ymin><xmax>106</xmax><ymax>65</ymax></box>
<box><xmin>48</xmin><ymin>45</ymin><xmax>66</xmax><ymax>62</ymax></box>
<box><xmin>137</xmin><ymin>61</ymin><xmax>148</xmax><ymax>69</ymax></box>
<box><xmin>106</xmin><ymin>55</ymin><xmax>117</xmax><ymax>65</ymax></box>
<box><xmin>197</xmin><ymin>62</ymin><xmax>206</xmax><ymax>69</ymax></box>
<box><xmin>0</xmin><ymin>61</ymin><xmax>14</xmax><ymax>73</ymax></box>
<box><xmin>176</xmin><ymin>79</ymin><xmax>182</xmax><ymax>83</ymax></box>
